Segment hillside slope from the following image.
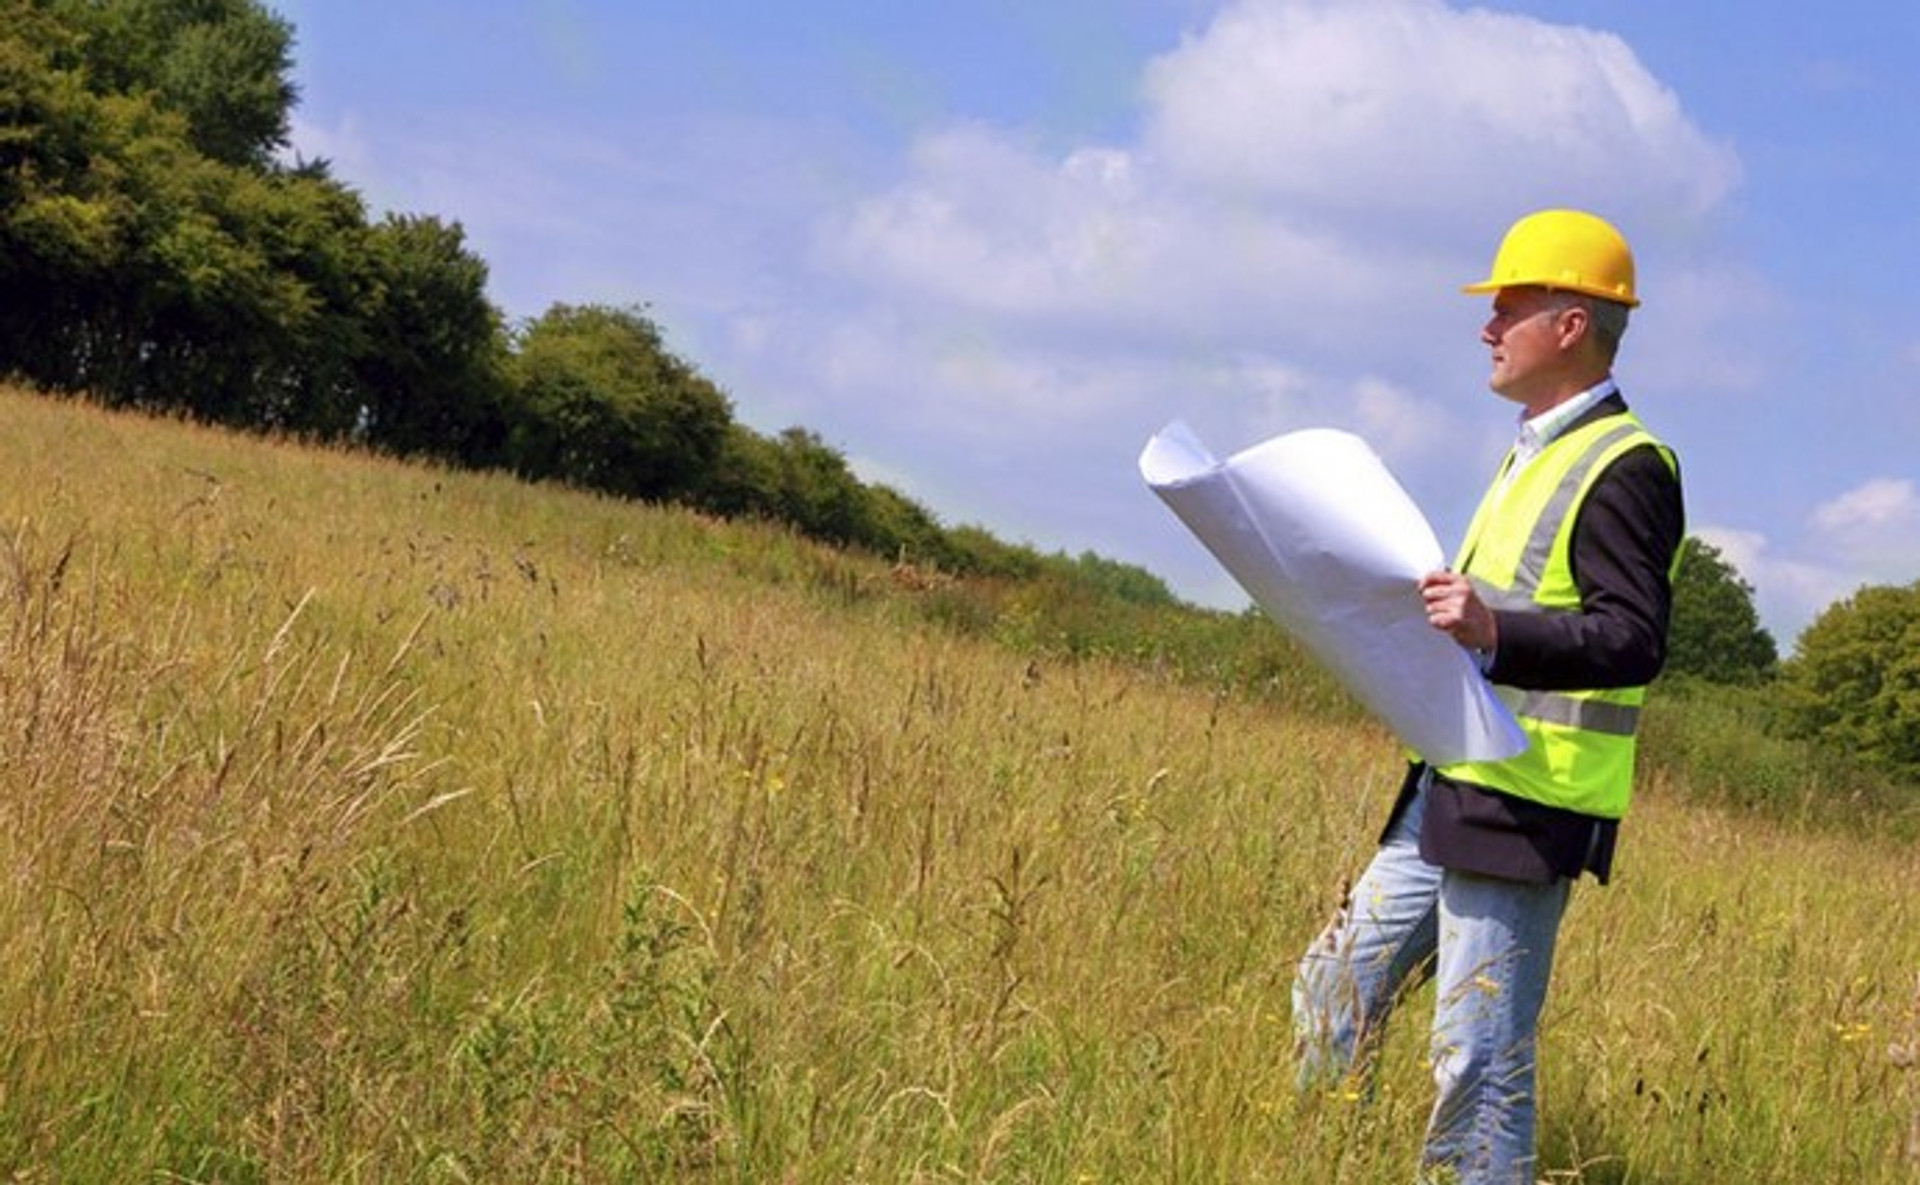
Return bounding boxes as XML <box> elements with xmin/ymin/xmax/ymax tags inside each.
<box><xmin>0</xmin><ymin>386</ymin><xmax>1914</xmax><ymax>1182</ymax></box>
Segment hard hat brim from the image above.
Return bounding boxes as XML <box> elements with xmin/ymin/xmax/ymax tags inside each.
<box><xmin>1459</xmin><ymin>278</ymin><xmax>1641</xmax><ymax>309</ymax></box>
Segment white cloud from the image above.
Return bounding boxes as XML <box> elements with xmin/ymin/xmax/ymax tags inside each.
<box><xmin>1801</xmin><ymin>478</ymin><xmax>1920</xmax><ymax>602</ymax></box>
<box><xmin>1693</xmin><ymin>527</ymin><xmax>1768</xmax><ymax>584</ymax></box>
<box><xmin>798</xmin><ymin>0</ymin><xmax>1751</xmax><ymax>607</ymax></box>
<box><xmin>1697</xmin><ymin>483</ymin><xmax>1920</xmax><ymax>648</ymax></box>
<box><xmin>1625</xmin><ymin>259</ymin><xmax>1783</xmax><ymax>407</ymax></box>
<box><xmin>1693</xmin><ymin>526</ymin><xmax>1852</xmax><ymax>647</ymax></box>
<box><xmin>295</xmin><ymin>0</ymin><xmax>1757</xmax><ymax>619</ymax></box>
<box><xmin>1139</xmin><ymin>0</ymin><xmax>1739</xmax><ymax>224</ymax></box>
<box><xmin>831</xmin><ymin>125</ymin><xmax>1155</xmax><ymax>323</ymax></box>
<box><xmin>828</xmin><ymin>0</ymin><xmax>1740</xmax><ymax>368</ymax></box>
<box><xmin>822</xmin><ymin>6</ymin><xmax>1726</xmax><ymax>513</ymax></box>
<box><xmin>1212</xmin><ymin>355</ymin><xmax>1317</xmax><ymax>423</ymax></box>
<box><xmin>828</xmin><ymin>123</ymin><xmax>1393</xmax><ymax>350</ymax></box>
<box><xmin>1812</xmin><ymin>478</ymin><xmax>1920</xmax><ymax>534</ymax></box>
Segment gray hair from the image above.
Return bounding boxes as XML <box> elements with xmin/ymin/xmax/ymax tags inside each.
<box><xmin>1547</xmin><ymin>290</ymin><xmax>1632</xmax><ymax>362</ymax></box>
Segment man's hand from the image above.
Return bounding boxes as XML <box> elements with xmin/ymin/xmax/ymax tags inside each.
<box><xmin>1420</xmin><ymin>569</ymin><xmax>1498</xmax><ymax>652</ymax></box>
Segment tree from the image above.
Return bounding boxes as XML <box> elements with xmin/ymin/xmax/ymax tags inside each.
<box><xmin>45</xmin><ymin>0</ymin><xmax>297</xmax><ymax>166</ymax></box>
<box><xmin>763</xmin><ymin>427</ymin><xmax>870</xmax><ymax>547</ymax></box>
<box><xmin>1777</xmin><ymin>580</ymin><xmax>1920</xmax><ymax>778</ymax></box>
<box><xmin>503</xmin><ymin>304</ymin><xmax>733</xmax><ymax>501</ymax></box>
<box><xmin>692</xmin><ymin>422</ymin><xmax>784</xmax><ymax>520</ymax></box>
<box><xmin>1</xmin><ymin>0</ymin><xmax>397</xmax><ymax>434</ymax></box>
<box><xmin>855</xmin><ymin>482</ymin><xmax>950</xmax><ymax>564</ymax></box>
<box><xmin>943</xmin><ymin>525</ymin><xmax>1045</xmax><ymax>581</ymax></box>
<box><xmin>0</xmin><ymin>21</ymin><xmax>125</xmax><ymax>386</ymax></box>
<box><xmin>353</xmin><ymin>213</ymin><xmax>506</xmax><ymax>463</ymax></box>
<box><xmin>1665</xmin><ymin>536</ymin><xmax>1778</xmax><ymax>684</ymax></box>
<box><xmin>1055</xmin><ymin>550</ymin><xmax>1177</xmax><ymax>608</ymax></box>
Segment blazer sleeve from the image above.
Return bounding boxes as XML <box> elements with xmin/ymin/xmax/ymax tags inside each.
<box><xmin>1485</xmin><ymin>443</ymin><xmax>1685</xmax><ymax>690</ymax></box>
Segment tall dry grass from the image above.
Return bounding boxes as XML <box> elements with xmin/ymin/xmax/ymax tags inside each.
<box><xmin>0</xmin><ymin>385</ymin><xmax>1914</xmax><ymax>1182</ymax></box>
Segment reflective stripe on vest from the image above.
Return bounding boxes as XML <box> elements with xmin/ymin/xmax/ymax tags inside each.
<box><xmin>1436</xmin><ymin>411</ymin><xmax>1673</xmax><ymax>819</ymax></box>
<box><xmin>1473</xmin><ymin>419</ymin><xmax>1652</xmax><ymax>741</ymax></box>
<box><xmin>1493</xmin><ymin>686</ymin><xmax>1640</xmax><ymax>737</ymax></box>
<box><xmin>1475</xmin><ymin>419</ymin><xmax>1648</xmax><ymax>613</ymax></box>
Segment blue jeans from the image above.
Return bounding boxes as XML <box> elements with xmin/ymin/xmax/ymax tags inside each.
<box><xmin>1293</xmin><ymin>780</ymin><xmax>1571</xmax><ymax>1184</ymax></box>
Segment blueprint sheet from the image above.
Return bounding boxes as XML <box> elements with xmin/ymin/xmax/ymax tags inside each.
<box><xmin>1140</xmin><ymin>421</ymin><xmax>1525</xmax><ymax>765</ymax></box>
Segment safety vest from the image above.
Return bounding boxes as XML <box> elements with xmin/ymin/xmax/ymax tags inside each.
<box><xmin>1435</xmin><ymin>412</ymin><xmax>1677</xmax><ymax>819</ymax></box>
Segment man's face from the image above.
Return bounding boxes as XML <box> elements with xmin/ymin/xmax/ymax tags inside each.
<box><xmin>1480</xmin><ymin>286</ymin><xmax>1574</xmax><ymax>411</ymax></box>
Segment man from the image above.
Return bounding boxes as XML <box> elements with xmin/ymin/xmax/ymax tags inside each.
<box><xmin>1291</xmin><ymin>209</ymin><xmax>1685</xmax><ymax>1183</ymax></box>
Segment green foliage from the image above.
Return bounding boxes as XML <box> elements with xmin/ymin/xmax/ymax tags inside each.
<box><xmin>758</xmin><ymin>425</ymin><xmax>875</xmax><ymax>546</ymax></box>
<box><xmin>856</xmin><ymin>480</ymin><xmax>950</xmax><ymax>561</ymax></box>
<box><xmin>1641</xmin><ymin>681</ymin><xmax>1916</xmax><ymax>834</ymax></box>
<box><xmin>503</xmin><ymin>303</ymin><xmax>733</xmax><ymax>501</ymax></box>
<box><xmin>45</xmin><ymin>0</ymin><xmax>297</xmax><ymax>166</ymax></box>
<box><xmin>1048</xmin><ymin>549</ymin><xmax>1177</xmax><ymax>608</ymax></box>
<box><xmin>943</xmin><ymin>523</ymin><xmax>1046</xmax><ymax>581</ymax></box>
<box><xmin>696</xmin><ymin>423</ymin><xmax>943</xmax><ymax>560</ymax></box>
<box><xmin>353</xmin><ymin>213</ymin><xmax>507</xmax><ymax>462</ymax></box>
<box><xmin>1777</xmin><ymin>580</ymin><xmax>1920</xmax><ymax>778</ymax></box>
<box><xmin>1666</xmin><ymin>536</ymin><xmax>1779</xmax><ymax>684</ymax></box>
<box><xmin>0</xmin><ymin>0</ymin><xmax>508</xmax><ymax>443</ymax></box>
<box><xmin>746</xmin><ymin>427</ymin><xmax>958</xmax><ymax>563</ymax></box>
<box><xmin>0</xmin><ymin>1</ymin><xmax>1182</xmax><ymax>618</ymax></box>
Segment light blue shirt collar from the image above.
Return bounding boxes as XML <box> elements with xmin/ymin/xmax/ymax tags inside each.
<box><xmin>1516</xmin><ymin>377</ymin><xmax>1618</xmax><ymax>457</ymax></box>
<box><xmin>1498</xmin><ymin>378</ymin><xmax>1617</xmax><ymax>492</ymax></box>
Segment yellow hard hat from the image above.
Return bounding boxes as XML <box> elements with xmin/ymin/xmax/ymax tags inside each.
<box><xmin>1461</xmin><ymin>208</ymin><xmax>1639</xmax><ymax>308</ymax></box>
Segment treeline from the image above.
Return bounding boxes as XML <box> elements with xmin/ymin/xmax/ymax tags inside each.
<box><xmin>0</xmin><ymin>0</ymin><xmax>1175</xmax><ymax>603</ymax></box>
<box><xmin>1665</xmin><ymin>538</ymin><xmax>1920</xmax><ymax>787</ymax></box>
<box><xmin>6</xmin><ymin>2</ymin><xmax>1916</xmax><ymax>788</ymax></box>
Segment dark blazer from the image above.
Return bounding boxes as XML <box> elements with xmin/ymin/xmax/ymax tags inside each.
<box><xmin>1385</xmin><ymin>392</ymin><xmax>1686</xmax><ymax>884</ymax></box>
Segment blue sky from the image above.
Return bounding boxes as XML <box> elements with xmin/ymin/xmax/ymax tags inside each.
<box><xmin>272</xmin><ymin>0</ymin><xmax>1920</xmax><ymax>648</ymax></box>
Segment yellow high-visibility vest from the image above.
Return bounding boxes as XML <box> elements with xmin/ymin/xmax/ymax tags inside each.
<box><xmin>1435</xmin><ymin>412</ymin><xmax>1678</xmax><ymax>819</ymax></box>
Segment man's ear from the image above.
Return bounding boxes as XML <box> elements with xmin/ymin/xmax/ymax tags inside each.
<box><xmin>1556</xmin><ymin>304</ymin><xmax>1591</xmax><ymax>351</ymax></box>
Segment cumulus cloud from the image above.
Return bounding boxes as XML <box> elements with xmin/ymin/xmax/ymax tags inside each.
<box><xmin>1351</xmin><ymin>375</ymin><xmax>1459</xmax><ymax>462</ymax></box>
<box><xmin>1812</xmin><ymin>478</ymin><xmax>1920</xmax><ymax>535</ymax></box>
<box><xmin>817</xmin><ymin>0</ymin><xmax>1742</xmax><ymax>550</ymax></box>
<box><xmin>292</xmin><ymin>0</ymin><xmax>1753</xmax><ymax>613</ymax></box>
<box><xmin>1800</xmin><ymin>478</ymin><xmax>1920</xmax><ymax>597</ymax></box>
<box><xmin>1693</xmin><ymin>527</ymin><xmax>1769</xmax><ymax>585</ymax></box>
<box><xmin>1697</xmin><ymin>480</ymin><xmax>1920</xmax><ymax>647</ymax></box>
<box><xmin>829</xmin><ymin>0</ymin><xmax>1739</xmax><ymax>368</ymax></box>
<box><xmin>827</xmin><ymin>123</ymin><xmax>1388</xmax><ymax>352</ymax></box>
<box><xmin>1693</xmin><ymin>526</ymin><xmax>1854</xmax><ymax>647</ymax></box>
<box><xmin>1140</xmin><ymin>0</ymin><xmax>1739</xmax><ymax>224</ymax></box>
<box><xmin>831</xmin><ymin>127</ymin><xmax>1160</xmax><ymax>325</ymax></box>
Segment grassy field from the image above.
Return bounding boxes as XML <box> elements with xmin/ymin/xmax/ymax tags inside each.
<box><xmin>0</xmin><ymin>384</ymin><xmax>1914</xmax><ymax>1182</ymax></box>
